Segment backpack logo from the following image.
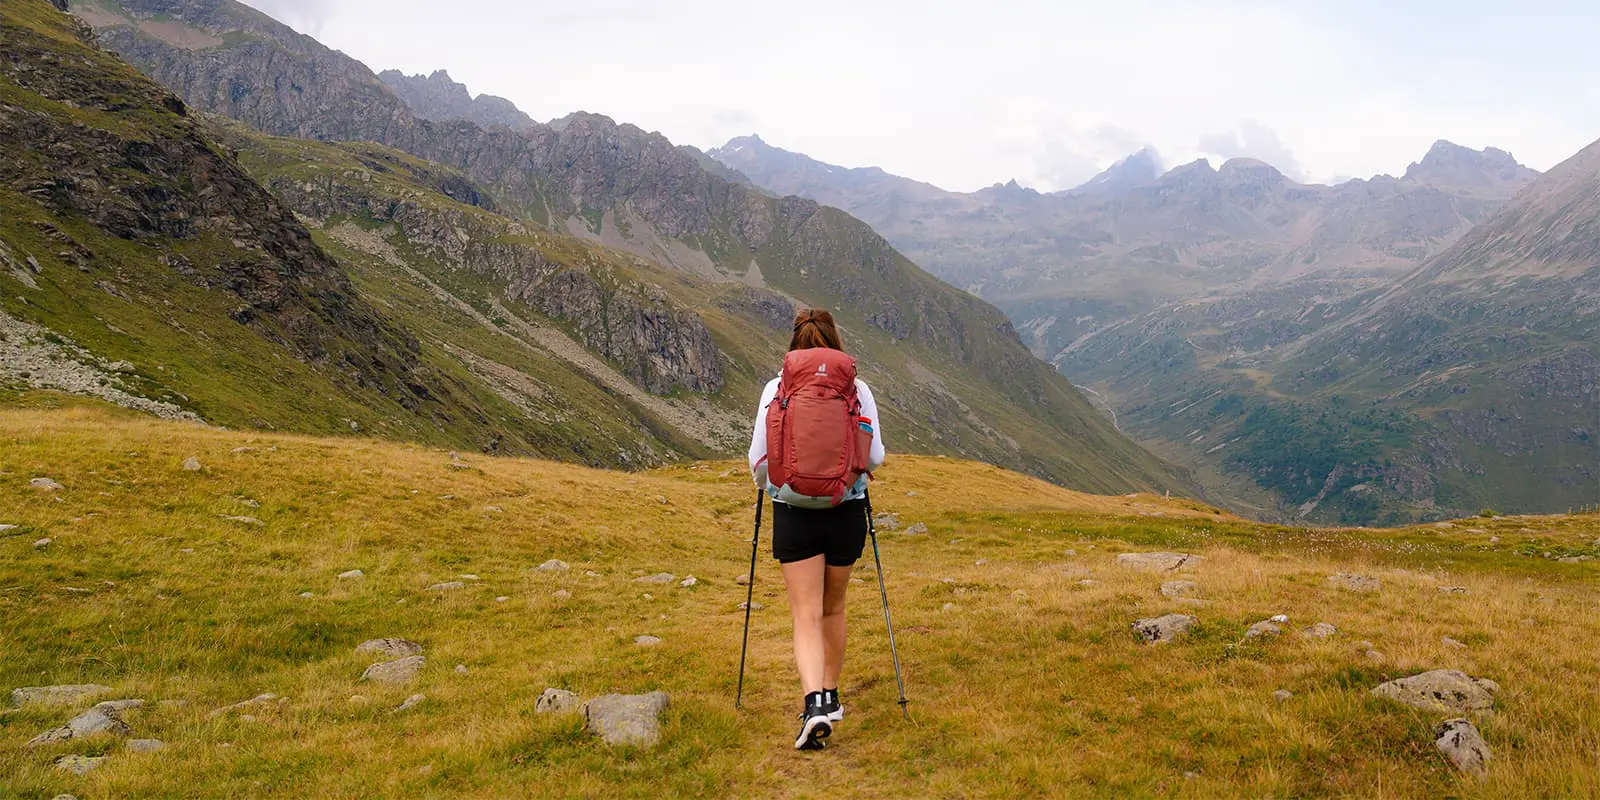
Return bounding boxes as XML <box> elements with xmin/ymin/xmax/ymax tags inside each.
<box><xmin>816</xmin><ymin>363</ymin><xmax>827</xmax><ymax>375</ymax></box>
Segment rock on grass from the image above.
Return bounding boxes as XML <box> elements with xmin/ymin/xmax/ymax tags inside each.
<box><xmin>536</xmin><ymin>688</ymin><xmax>580</xmax><ymax>714</ymax></box>
<box><xmin>1133</xmin><ymin>614</ymin><xmax>1196</xmax><ymax>644</ymax></box>
<box><xmin>1434</xmin><ymin>718</ymin><xmax>1491</xmax><ymax>777</ymax></box>
<box><xmin>55</xmin><ymin>755</ymin><xmax>106</xmax><ymax>775</ymax></box>
<box><xmin>11</xmin><ymin>684</ymin><xmax>113</xmax><ymax>708</ymax></box>
<box><xmin>361</xmin><ymin>656</ymin><xmax>425</xmax><ymax>685</ymax></box>
<box><xmin>1159</xmin><ymin>580</ymin><xmax>1198</xmax><ymax>597</ymax></box>
<box><xmin>1371</xmin><ymin>670</ymin><xmax>1498</xmax><ymax>714</ymax></box>
<box><xmin>28</xmin><ymin>704</ymin><xmax>131</xmax><ymax>747</ymax></box>
<box><xmin>585</xmin><ymin>692</ymin><xmax>670</xmax><ymax>746</ymax></box>
<box><xmin>31</xmin><ymin>477</ymin><xmax>64</xmax><ymax>491</ymax></box>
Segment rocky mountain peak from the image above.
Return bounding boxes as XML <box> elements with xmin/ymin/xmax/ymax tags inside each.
<box><xmin>378</xmin><ymin>68</ymin><xmax>535</xmax><ymax>131</ymax></box>
<box><xmin>1404</xmin><ymin>139</ymin><xmax>1538</xmax><ymax>192</ymax></box>
<box><xmin>1218</xmin><ymin>157</ymin><xmax>1289</xmax><ymax>185</ymax></box>
<box><xmin>1069</xmin><ymin>147</ymin><xmax>1162</xmax><ymax>195</ymax></box>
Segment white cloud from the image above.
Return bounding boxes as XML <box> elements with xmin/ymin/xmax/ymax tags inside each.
<box><xmin>239</xmin><ymin>0</ymin><xmax>1600</xmax><ymax>192</ymax></box>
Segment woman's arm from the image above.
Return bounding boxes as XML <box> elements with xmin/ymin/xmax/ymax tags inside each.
<box><xmin>857</xmin><ymin>381</ymin><xmax>886</xmax><ymax>471</ymax></box>
<box><xmin>749</xmin><ymin>378</ymin><xmax>780</xmax><ymax>485</ymax></box>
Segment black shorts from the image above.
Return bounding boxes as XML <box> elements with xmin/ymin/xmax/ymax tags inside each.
<box><xmin>771</xmin><ymin>499</ymin><xmax>868</xmax><ymax>567</ymax></box>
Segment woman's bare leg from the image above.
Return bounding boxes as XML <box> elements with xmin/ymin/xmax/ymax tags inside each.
<box><xmin>821</xmin><ymin>564</ymin><xmax>854</xmax><ymax>689</ymax></box>
<box><xmin>781</xmin><ymin>555</ymin><xmax>827</xmax><ymax>695</ymax></box>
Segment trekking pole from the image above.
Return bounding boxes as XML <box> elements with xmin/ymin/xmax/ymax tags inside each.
<box><xmin>736</xmin><ymin>489</ymin><xmax>763</xmax><ymax>708</ymax></box>
<box><xmin>864</xmin><ymin>490</ymin><xmax>910</xmax><ymax>720</ymax></box>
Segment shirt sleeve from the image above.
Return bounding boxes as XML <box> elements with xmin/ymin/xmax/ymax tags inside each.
<box><xmin>857</xmin><ymin>380</ymin><xmax>886</xmax><ymax>471</ymax></box>
<box><xmin>749</xmin><ymin>378</ymin><xmax>780</xmax><ymax>486</ymax></box>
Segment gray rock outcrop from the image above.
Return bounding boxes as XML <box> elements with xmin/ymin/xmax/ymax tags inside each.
<box><xmin>1133</xmin><ymin>614</ymin><xmax>1197</xmax><ymax>644</ymax></box>
<box><xmin>360</xmin><ymin>656</ymin><xmax>425</xmax><ymax>685</ymax></box>
<box><xmin>1434</xmin><ymin>718</ymin><xmax>1491</xmax><ymax>777</ymax></box>
<box><xmin>536</xmin><ymin>688</ymin><xmax>581</xmax><ymax>714</ymax></box>
<box><xmin>1371</xmin><ymin>670</ymin><xmax>1498</xmax><ymax>714</ymax></box>
<box><xmin>1117</xmin><ymin>553</ymin><xmax>1200</xmax><ymax>572</ymax></box>
<box><xmin>585</xmin><ymin>692</ymin><xmax>671</xmax><ymax>746</ymax></box>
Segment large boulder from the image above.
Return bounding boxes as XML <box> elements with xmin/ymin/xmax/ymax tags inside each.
<box><xmin>28</xmin><ymin>704</ymin><xmax>131</xmax><ymax>747</ymax></box>
<box><xmin>11</xmin><ymin>684</ymin><xmax>114</xmax><ymax>708</ymax></box>
<box><xmin>1116</xmin><ymin>553</ymin><xmax>1200</xmax><ymax>572</ymax></box>
<box><xmin>361</xmin><ymin>656</ymin><xmax>425</xmax><ymax>686</ymax></box>
<box><xmin>1133</xmin><ymin>614</ymin><xmax>1196</xmax><ymax>644</ymax></box>
<box><xmin>1434</xmin><ymin>718</ymin><xmax>1491</xmax><ymax>777</ymax></box>
<box><xmin>1372</xmin><ymin>670</ymin><xmax>1498</xmax><ymax>714</ymax></box>
<box><xmin>585</xmin><ymin>692</ymin><xmax>671</xmax><ymax>746</ymax></box>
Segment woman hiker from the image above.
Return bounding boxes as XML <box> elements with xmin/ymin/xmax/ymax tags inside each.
<box><xmin>748</xmin><ymin>308</ymin><xmax>886</xmax><ymax>750</ymax></box>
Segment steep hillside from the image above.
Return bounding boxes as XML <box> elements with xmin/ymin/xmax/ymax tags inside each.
<box><xmin>0</xmin><ymin>0</ymin><xmax>697</xmax><ymax>466</ymax></box>
<box><xmin>77</xmin><ymin>0</ymin><xmax>1190</xmax><ymax>496</ymax></box>
<box><xmin>4</xmin><ymin>406</ymin><xmax>1599</xmax><ymax>797</ymax></box>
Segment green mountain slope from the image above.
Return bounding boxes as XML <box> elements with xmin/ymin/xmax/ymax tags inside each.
<box><xmin>75</xmin><ymin>0</ymin><xmax>1191</xmax><ymax>495</ymax></box>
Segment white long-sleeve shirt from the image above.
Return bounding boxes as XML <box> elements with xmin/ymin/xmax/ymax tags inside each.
<box><xmin>749</xmin><ymin>376</ymin><xmax>886</xmax><ymax>504</ymax></box>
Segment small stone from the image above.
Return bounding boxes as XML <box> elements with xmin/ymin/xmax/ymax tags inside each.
<box><xmin>496</xmin><ymin>596</ymin><xmax>510</xmax><ymax>602</ymax></box>
<box><xmin>536</xmin><ymin>688</ymin><xmax>581</xmax><ymax>714</ymax></box>
<box><xmin>230</xmin><ymin>447</ymin><xmax>256</xmax><ymax>455</ymax></box>
<box><xmin>127</xmin><ymin>738</ymin><xmax>165</xmax><ymax>752</ymax></box>
<box><xmin>1269</xmin><ymin>614</ymin><xmax>1289</xmax><ymax>624</ymax></box>
<box><xmin>906</xmin><ymin>490</ymin><xmax>918</xmax><ymax>497</ymax></box>
<box><xmin>1116</xmin><ymin>552</ymin><xmax>1200</xmax><ymax>572</ymax></box>
<box><xmin>679</xmin><ymin>576</ymin><xmax>697</xmax><ymax>588</ymax></box>
<box><xmin>1078</xmin><ymin>579</ymin><xmax>1100</xmax><ymax>587</ymax></box>
<box><xmin>348</xmin><ymin>695</ymin><xmax>368</xmax><ymax>704</ymax></box>
<box><xmin>634</xmin><ymin>573</ymin><xmax>675</xmax><ymax>584</ymax></box>
<box><xmin>355</xmin><ymin>638</ymin><xmax>423</xmax><ymax>658</ymax></box>
<box><xmin>1327</xmin><ymin>573</ymin><xmax>1381</xmax><ymax>593</ymax></box>
<box><xmin>1133</xmin><ymin>614</ymin><xmax>1196</xmax><ymax>644</ymax></box>
<box><xmin>361</xmin><ymin>656</ymin><xmax>425</xmax><ymax>685</ymax></box>
<box><xmin>1372</xmin><ymin>669</ymin><xmax>1497</xmax><ymax>713</ymax></box>
<box><xmin>33</xmin><ymin>537</ymin><xmax>51</xmax><ymax>548</ymax></box>
<box><xmin>1442</xmin><ymin>636</ymin><xmax>1468</xmax><ymax>650</ymax></box>
<box><xmin>1160</xmin><ymin>580</ymin><xmax>1199</xmax><ymax>598</ymax></box>
<box><xmin>904</xmin><ymin>523</ymin><xmax>928</xmax><ymax>535</ymax></box>
<box><xmin>455</xmin><ymin>664</ymin><xmax>468</xmax><ymax>674</ymax></box>
<box><xmin>738</xmin><ymin>601</ymin><xmax>764</xmax><ymax>611</ymax></box>
<box><xmin>553</xmin><ymin>589</ymin><xmax>572</xmax><ymax>599</ymax></box>
<box><xmin>338</xmin><ymin>569</ymin><xmax>364</xmax><ymax>580</ymax></box>
<box><xmin>1434</xmin><ymin>718</ymin><xmax>1491</xmax><ymax>777</ymax></box>
<box><xmin>1246</xmin><ymin>620</ymin><xmax>1283</xmax><ymax>638</ymax></box>
<box><xmin>222</xmin><ymin>516</ymin><xmax>264</xmax><ymax>526</ymax></box>
<box><xmin>426</xmin><ymin>581</ymin><xmax>466</xmax><ymax>592</ymax></box>
<box><xmin>31</xmin><ymin>477</ymin><xmax>64</xmax><ymax>491</ymax></box>
<box><xmin>0</xmin><ymin>524</ymin><xmax>16</xmax><ymax>533</ymax></box>
<box><xmin>298</xmin><ymin>591</ymin><xmax>314</xmax><ymax>598</ymax></box>
<box><xmin>1439</xmin><ymin>586</ymin><xmax>1470</xmax><ymax>595</ymax></box>
<box><xmin>585</xmin><ymin>691</ymin><xmax>670</xmax><ymax>746</ymax></box>
<box><xmin>182</xmin><ymin>457</ymin><xmax>203</xmax><ymax>472</ymax></box>
<box><xmin>584</xmin><ymin>570</ymin><xmax>601</xmax><ymax>577</ymax></box>
<box><xmin>537</xmin><ymin>559</ymin><xmax>570</xmax><ymax>572</ymax></box>
<box><xmin>941</xmin><ymin>602</ymin><xmax>956</xmax><ymax>612</ymax></box>
<box><xmin>734</xmin><ymin>574</ymin><xmax>749</xmax><ymax>585</ymax></box>
<box><xmin>1302</xmin><ymin>622</ymin><xmax>1338</xmax><ymax>638</ymax></box>
<box><xmin>975</xmin><ymin>559</ymin><xmax>988</xmax><ymax>566</ymax></box>
<box><xmin>459</xmin><ymin>574</ymin><xmax>481</xmax><ymax>581</ymax></box>
<box><xmin>1488</xmin><ymin>536</ymin><xmax>1501</xmax><ymax>544</ymax></box>
<box><xmin>55</xmin><ymin>755</ymin><xmax>106</xmax><ymax>775</ymax></box>
<box><xmin>634</xmin><ymin>635</ymin><xmax>662</xmax><ymax>646</ymax></box>
<box><xmin>393</xmin><ymin>694</ymin><xmax>426</xmax><ymax>713</ymax></box>
<box><xmin>1273</xmin><ymin>689</ymin><xmax>1294</xmax><ymax>703</ymax></box>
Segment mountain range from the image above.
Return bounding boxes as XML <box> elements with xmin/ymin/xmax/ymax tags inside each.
<box><xmin>0</xmin><ymin>0</ymin><xmax>1188</xmax><ymax>497</ymax></box>
<box><xmin>710</xmin><ymin>133</ymin><xmax>1595</xmax><ymax>524</ymax></box>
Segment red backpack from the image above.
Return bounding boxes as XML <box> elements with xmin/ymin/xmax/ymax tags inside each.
<box><xmin>766</xmin><ymin>348</ymin><xmax>873</xmax><ymax>506</ymax></box>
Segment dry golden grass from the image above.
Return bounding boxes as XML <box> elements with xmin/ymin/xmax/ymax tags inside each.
<box><xmin>1</xmin><ymin>405</ymin><xmax>1597</xmax><ymax>798</ymax></box>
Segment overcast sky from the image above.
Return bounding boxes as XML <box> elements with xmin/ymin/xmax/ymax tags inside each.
<box><xmin>244</xmin><ymin>0</ymin><xmax>1600</xmax><ymax>193</ymax></box>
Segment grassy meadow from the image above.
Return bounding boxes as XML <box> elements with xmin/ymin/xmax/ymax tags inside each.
<box><xmin>1</xmin><ymin>401</ymin><xmax>1598</xmax><ymax>798</ymax></box>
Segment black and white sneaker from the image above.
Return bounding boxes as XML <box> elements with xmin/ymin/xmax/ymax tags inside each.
<box><xmin>793</xmin><ymin>692</ymin><xmax>832</xmax><ymax>750</ymax></box>
<box><xmin>822</xmin><ymin>688</ymin><xmax>844</xmax><ymax>723</ymax></box>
